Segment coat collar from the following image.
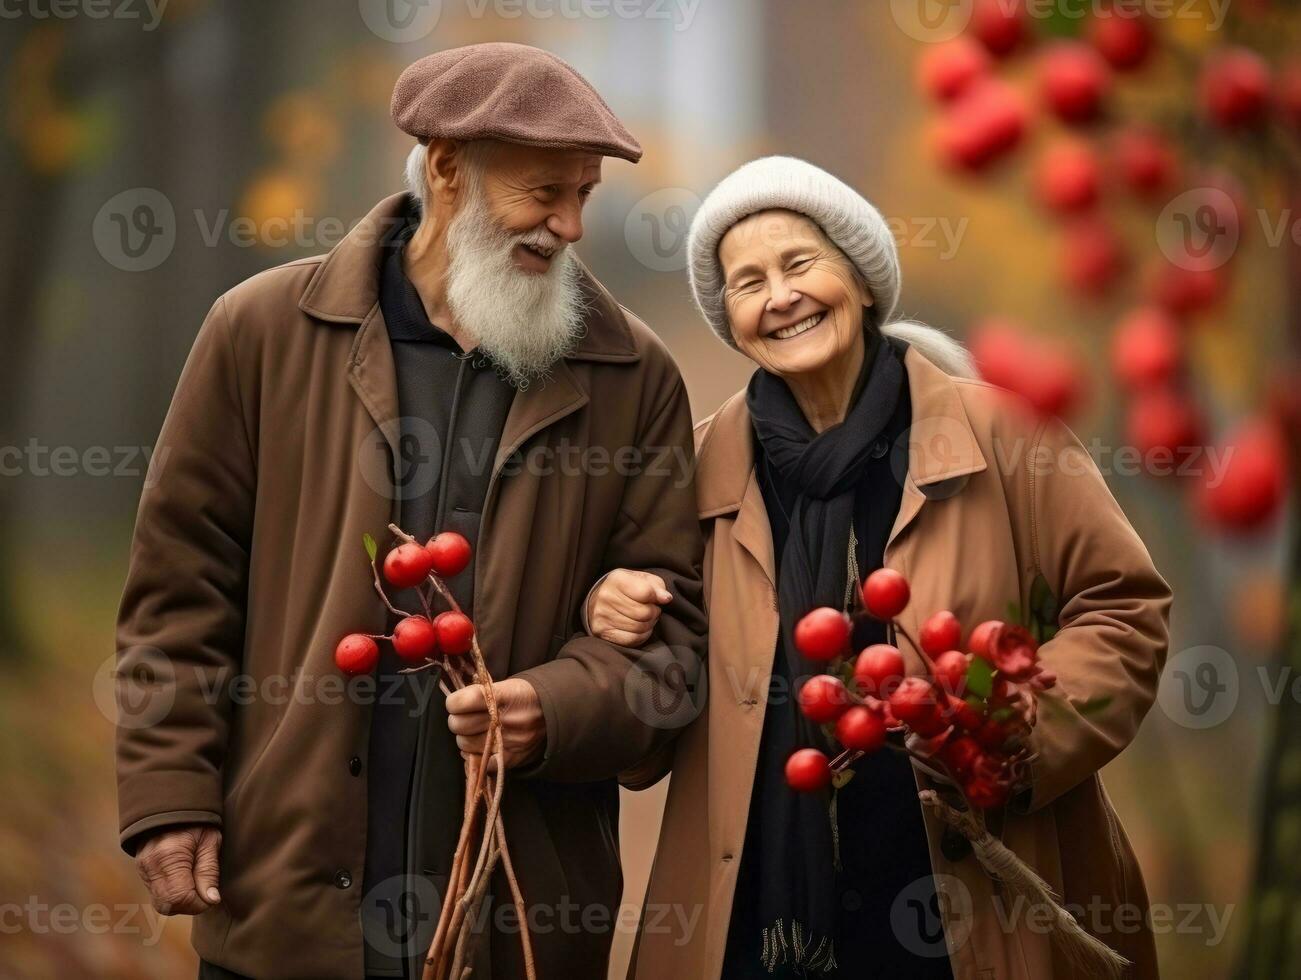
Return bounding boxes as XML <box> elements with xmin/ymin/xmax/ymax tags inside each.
<box><xmin>695</xmin><ymin>347</ymin><xmax>988</xmax><ymax>582</ymax></box>
<box><xmin>297</xmin><ymin>191</ymin><xmax>642</xmax><ymax>364</ymax></box>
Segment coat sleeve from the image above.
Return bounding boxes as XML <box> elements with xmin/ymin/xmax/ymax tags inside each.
<box><xmin>514</xmin><ymin>366</ymin><xmax>708</xmax><ymax>783</ymax></box>
<box><xmin>115</xmin><ymin>295</ymin><xmax>256</xmax><ymax>853</ymax></box>
<box><xmin>1018</xmin><ymin>416</ymin><xmax>1171</xmax><ymax>811</ymax></box>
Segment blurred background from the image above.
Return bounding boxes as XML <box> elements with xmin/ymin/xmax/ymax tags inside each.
<box><xmin>1</xmin><ymin>0</ymin><xmax>1298</xmax><ymax>977</ymax></box>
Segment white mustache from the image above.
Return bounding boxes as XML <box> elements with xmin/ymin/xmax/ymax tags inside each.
<box><xmin>515</xmin><ymin>227</ymin><xmax>566</xmax><ymax>257</ymax></box>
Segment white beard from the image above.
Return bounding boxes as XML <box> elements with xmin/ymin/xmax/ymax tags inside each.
<box><xmin>444</xmin><ymin>189</ymin><xmax>586</xmax><ymax>389</ymax></box>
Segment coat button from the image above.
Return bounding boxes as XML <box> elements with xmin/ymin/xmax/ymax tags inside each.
<box><xmin>348</xmin><ymin>756</ymin><xmax>363</xmax><ymax>777</ymax></box>
<box><xmin>333</xmin><ymin>869</ymin><xmax>353</xmax><ymax>890</ymax></box>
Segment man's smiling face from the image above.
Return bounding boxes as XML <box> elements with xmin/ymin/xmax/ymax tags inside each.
<box><xmin>472</xmin><ymin>142</ymin><xmax>604</xmax><ymax>274</ymax></box>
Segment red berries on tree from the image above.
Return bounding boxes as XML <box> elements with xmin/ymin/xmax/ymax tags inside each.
<box><xmin>383</xmin><ymin>543</ymin><xmax>433</xmax><ymax>589</ymax></box>
<box><xmin>1111</xmin><ymin>308</ymin><xmax>1182</xmax><ymax>391</ymax></box>
<box><xmin>1034</xmin><ymin>140</ymin><xmax>1101</xmax><ymax>215</ymax></box>
<box><xmin>335</xmin><ymin>634</ymin><xmax>379</xmax><ymax>676</ymax></box>
<box><xmin>1088</xmin><ymin>11</ymin><xmax>1154</xmax><ymax>71</ymax></box>
<box><xmin>794</xmin><ymin>607</ymin><xmax>851</xmax><ymax>661</ymax></box>
<box><xmin>1200</xmin><ymin>48</ymin><xmax>1272</xmax><ymax>129</ymax></box>
<box><xmin>1038</xmin><ymin>42</ymin><xmax>1111</xmax><ymax>124</ymax></box>
<box><xmin>919</xmin><ymin>36</ymin><xmax>991</xmax><ymax>103</ymax></box>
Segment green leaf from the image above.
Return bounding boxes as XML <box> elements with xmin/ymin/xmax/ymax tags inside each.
<box><xmin>362</xmin><ymin>533</ymin><xmax>378</xmax><ymax>562</ymax></box>
<box><xmin>832</xmin><ymin>769</ymin><xmax>855</xmax><ymax>790</ymax></box>
<box><xmin>966</xmin><ymin>657</ymin><xmax>995</xmax><ymax>699</ymax></box>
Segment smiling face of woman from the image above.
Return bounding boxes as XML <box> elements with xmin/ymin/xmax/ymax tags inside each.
<box><xmin>719</xmin><ymin>209</ymin><xmax>872</xmax><ymax>382</ymax></box>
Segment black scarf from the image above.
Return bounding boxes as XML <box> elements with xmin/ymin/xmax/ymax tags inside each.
<box><xmin>743</xmin><ymin>328</ymin><xmax>905</xmax><ymax>974</ymax></box>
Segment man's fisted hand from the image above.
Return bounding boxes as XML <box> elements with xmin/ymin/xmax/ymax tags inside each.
<box><xmin>135</xmin><ymin>824</ymin><xmax>222</xmax><ymax>915</ymax></box>
<box><xmin>586</xmin><ymin>568</ymin><xmax>672</xmax><ymax>647</ymax></box>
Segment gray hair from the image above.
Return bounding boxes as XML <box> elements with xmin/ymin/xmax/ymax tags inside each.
<box><xmin>404</xmin><ymin>140</ymin><xmax>497</xmax><ymax>214</ymax></box>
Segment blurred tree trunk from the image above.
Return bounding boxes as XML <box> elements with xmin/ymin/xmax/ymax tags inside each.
<box><xmin>1240</xmin><ymin>175</ymin><xmax>1301</xmax><ymax>979</ymax></box>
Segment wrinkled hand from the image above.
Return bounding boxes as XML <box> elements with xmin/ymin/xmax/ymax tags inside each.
<box><xmin>586</xmin><ymin>569</ymin><xmax>672</xmax><ymax>647</ymax></box>
<box><xmin>135</xmin><ymin>825</ymin><xmax>222</xmax><ymax>915</ymax></box>
<box><xmin>446</xmin><ymin>677</ymin><xmax>545</xmax><ymax>771</ymax></box>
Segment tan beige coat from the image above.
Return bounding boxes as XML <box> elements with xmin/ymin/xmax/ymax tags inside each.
<box><xmin>629</xmin><ymin>343</ymin><xmax>1170</xmax><ymax>980</ymax></box>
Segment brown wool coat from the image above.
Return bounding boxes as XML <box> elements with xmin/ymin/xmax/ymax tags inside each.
<box><xmin>628</xmin><ymin>344</ymin><xmax>1170</xmax><ymax>980</ymax></box>
<box><xmin>115</xmin><ymin>194</ymin><xmax>707</xmax><ymax>980</ymax></box>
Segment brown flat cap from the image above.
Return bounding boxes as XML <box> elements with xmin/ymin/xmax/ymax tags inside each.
<box><xmin>392</xmin><ymin>42</ymin><xmax>642</xmax><ymax>163</ymax></box>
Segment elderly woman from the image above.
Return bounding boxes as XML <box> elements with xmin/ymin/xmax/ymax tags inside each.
<box><xmin>589</xmin><ymin>157</ymin><xmax>1170</xmax><ymax>979</ymax></box>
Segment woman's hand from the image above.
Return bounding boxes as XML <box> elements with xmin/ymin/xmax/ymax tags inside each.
<box><xmin>586</xmin><ymin>568</ymin><xmax>673</xmax><ymax>647</ymax></box>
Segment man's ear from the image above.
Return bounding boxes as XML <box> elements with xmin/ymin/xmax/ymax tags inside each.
<box><xmin>424</xmin><ymin>139</ymin><xmax>462</xmax><ymax>205</ymax></box>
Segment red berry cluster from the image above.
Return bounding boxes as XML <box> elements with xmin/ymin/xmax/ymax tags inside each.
<box><xmin>916</xmin><ymin>2</ymin><xmax>1296</xmax><ymax>535</ymax></box>
<box><xmin>784</xmin><ymin>569</ymin><xmax>1057</xmax><ymax>811</ymax></box>
<box><xmin>334</xmin><ymin>531</ymin><xmax>475</xmax><ymax>676</ymax></box>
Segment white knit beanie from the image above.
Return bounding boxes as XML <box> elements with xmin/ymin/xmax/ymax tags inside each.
<box><xmin>687</xmin><ymin>156</ymin><xmax>902</xmax><ymax>350</ymax></box>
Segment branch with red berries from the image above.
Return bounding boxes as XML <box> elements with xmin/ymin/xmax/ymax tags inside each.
<box><xmin>784</xmin><ymin>567</ymin><xmax>1129</xmax><ymax>976</ymax></box>
<box><xmin>334</xmin><ymin>526</ymin><xmax>537</xmax><ymax>980</ymax></box>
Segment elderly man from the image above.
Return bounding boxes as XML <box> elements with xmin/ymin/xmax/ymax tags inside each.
<box><xmin>116</xmin><ymin>43</ymin><xmax>706</xmax><ymax>980</ymax></box>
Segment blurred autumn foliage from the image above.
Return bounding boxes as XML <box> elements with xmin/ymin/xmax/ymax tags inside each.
<box><xmin>912</xmin><ymin>2</ymin><xmax>1299</xmax><ymax>975</ymax></box>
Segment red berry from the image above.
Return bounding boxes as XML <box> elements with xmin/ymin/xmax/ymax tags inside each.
<box><xmin>793</xmin><ymin>607</ymin><xmax>851</xmax><ymax>662</ymax></box>
<box><xmin>920</xmin><ymin>611</ymin><xmax>963</xmax><ymax>658</ymax></box>
<box><xmin>974</xmin><ymin>718</ymin><xmax>1011</xmax><ymax>750</ymax></box>
<box><xmin>1111</xmin><ymin>308</ymin><xmax>1182</xmax><ymax>391</ymax></box>
<box><xmin>785</xmin><ymin>748</ymin><xmax>832</xmax><ymax>793</ymax></box>
<box><xmin>889</xmin><ymin>677</ymin><xmax>943</xmax><ymax>730</ymax></box>
<box><xmin>1039</xmin><ymin>42</ymin><xmax>1111</xmax><ymax>124</ymax></box>
<box><xmin>433</xmin><ymin>611</ymin><xmax>475</xmax><ymax>656</ymax></box>
<box><xmin>965</xmin><ymin>773</ymin><xmax>1010</xmax><ymax>809</ymax></box>
<box><xmin>383</xmin><ymin>543</ymin><xmax>433</xmax><ymax>589</ymax></box>
<box><xmin>949</xmin><ymin>697</ymin><xmax>986</xmax><ymax>732</ymax></box>
<box><xmin>1197</xmin><ymin>419</ymin><xmax>1289</xmax><ymax>533</ymax></box>
<box><xmin>334</xmin><ymin>633</ymin><xmax>379</xmax><ymax>676</ymax></box>
<box><xmin>1126</xmin><ymin>390</ymin><xmax>1204</xmax><ymax>466</ymax></box>
<box><xmin>1149</xmin><ymin>263</ymin><xmax>1227</xmax><ymax>316</ymax></box>
<box><xmin>1034</xmin><ymin>140</ymin><xmax>1101</xmax><ymax>215</ymax></box>
<box><xmin>1088</xmin><ymin>11</ymin><xmax>1154</xmax><ymax>71</ymax></box>
<box><xmin>425</xmin><ymin>532</ymin><xmax>472</xmax><ymax>578</ymax></box>
<box><xmin>1062</xmin><ymin>218</ymin><xmax>1126</xmax><ymax>298</ymax></box>
<box><xmin>933</xmin><ymin>79</ymin><xmax>1029</xmax><ymax>173</ymax></box>
<box><xmin>969</xmin><ymin>620</ymin><xmax>1004</xmax><ymax>658</ymax></box>
<box><xmin>799</xmin><ymin>674</ymin><xmax>853</xmax><ymax>724</ymax></box>
<box><xmin>1201</xmin><ymin>48</ymin><xmax>1272</xmax><ymax>129</ymax></box>
<box><xmin>862</xmin><ymin>569</ymin><xmax>910</xmax><ymax>620</ymax></box>
<box><xmin>968</xmin><ymin>0</ymin><xmax>1027</xmax><ymax>58</ymax></box>
<box><xmin>835</xmin><ymin>705</ymin><xmax>887</xmax><ymax>753</ymax></box>
<box><xmin>918</xmin><ymin>36</ymin><xmax>991</xmax><ymax>103</ymax></box>
<box><xmin>932</xmin><ymin>650</ymin><xmax>971</xmax><ymax>696</ymax></box>
<box><xmin>941</xmin><ymin>735</ymin><xmax>983</xmax><ymax>780</ymax></box>
<box><xmin>392</xmin><ymin>615</ymin><xmax>438</xmax><ymax>663</ymax></box>
<box><xmin>1113</xmin><ymin>127</ymin><xmax>1178</xmax><ymax>197</ymax></box>
<box><xmin>854</xmin><ymin>644</ymin><xmax>907</xmax><ymax>699</ymax></box>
